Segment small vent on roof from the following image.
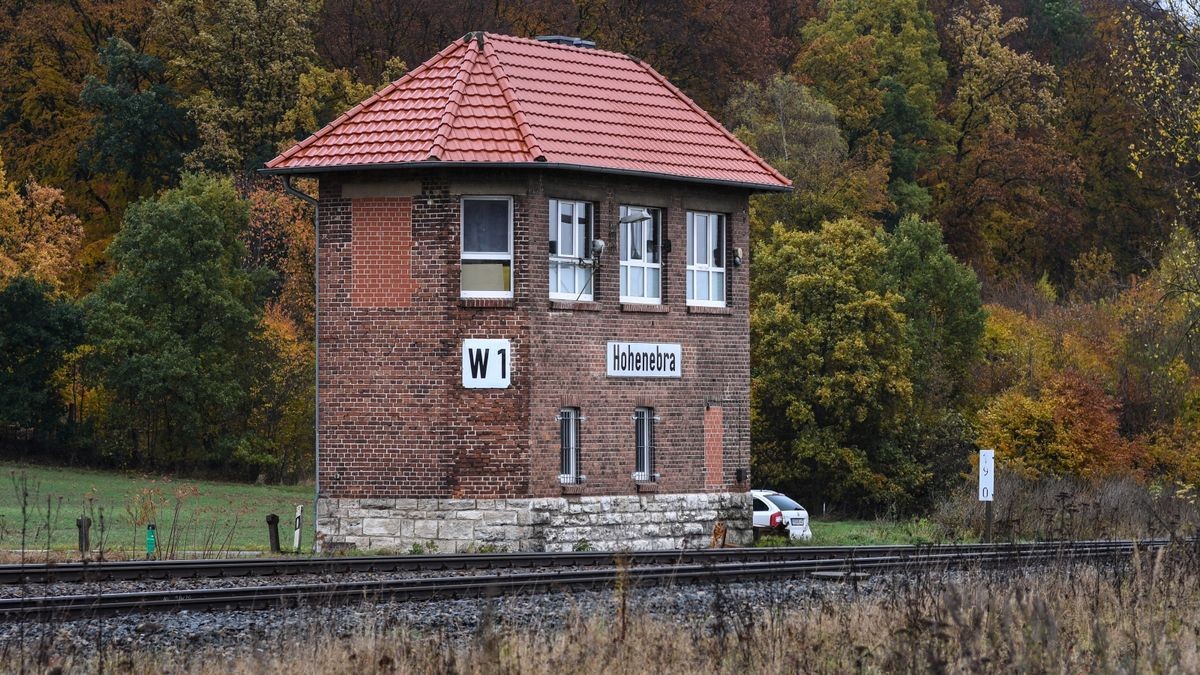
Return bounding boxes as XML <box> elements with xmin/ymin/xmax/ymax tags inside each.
<box><xmin>535</xmin><ymin>35</ymin><xmax>596</xmax><ymax>49</ymax></box>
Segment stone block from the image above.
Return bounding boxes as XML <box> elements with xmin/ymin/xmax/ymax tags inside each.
<box><xmin>362</xmin><ymin>517</ymin><xmax>400</xmax><ymax>536</ymax></box>
<box><xmin>443</xmin><ymin>499</ymin><xmax>477</xmax><ymax>510</ymax></box>
<box><xmin>480</xmin><ymin>510</ymin><xmax>518</xmax><ymax>525</ymax></box>
<box><xmin>413</xmin><ymin>520</ymin><xmax>439</xmax><ymax>539</ymax></box>
<box><xmin>438</xmin><ymin>519</ymin><xmax>475</xmax><ymax>540</ymax></box>
<box><xmin>359</xmin><ymin>498</ymin><xmax>396</xmax><ymax>510</ymax></box>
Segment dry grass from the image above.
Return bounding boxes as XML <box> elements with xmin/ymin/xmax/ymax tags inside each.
<box><xmin>931</xmin><ymin>475</ymin><xmax>1200</xmax><ymax>542</ymax></box>
<box><xmin>8</xmin><ymin>545</ymin><xmax>1200</xmax><ymax>674</ymax></box>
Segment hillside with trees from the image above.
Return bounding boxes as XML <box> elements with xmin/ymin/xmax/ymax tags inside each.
<box><xmin>0</xmin><ymin>0</ymin><xmax>1196</xmax><ymax>510</ymax></box>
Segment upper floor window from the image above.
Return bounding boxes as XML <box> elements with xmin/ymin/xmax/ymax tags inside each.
<box><xmin>548</xmin><ymin>199</ymin><xmax>594</xmax><ymax>301</ymax></box>
<box><xmin>686</xmin><ymin>211</ymin><xmax>726</xmax><ymax>307</ymax></box>
<box><xmin>619</xmin><ymin>206</ymin><xmax>662</xmax><ymax>304</ymax></box>
<box><xmin>461</xmin><ymin>197</ymin><xmax>512</xmax><ymax>298</ymax></box>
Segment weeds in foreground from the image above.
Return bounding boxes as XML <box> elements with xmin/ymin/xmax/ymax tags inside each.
<box><xmin>5</xmin><ymin>547</ymin><xmax>1199</xmax><ymax>673</ymax></box>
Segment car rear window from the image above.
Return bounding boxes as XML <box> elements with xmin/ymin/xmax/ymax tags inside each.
<box><xmin>766</xmin><ymin>494</ymin><xmax>802</xmax><ymax>510</ymax></box>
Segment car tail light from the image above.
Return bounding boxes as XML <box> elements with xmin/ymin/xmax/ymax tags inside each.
<box><xmin>770</xmin><ymin>512</ymin><xmax>782</xmax><ymax>528</ymax></box>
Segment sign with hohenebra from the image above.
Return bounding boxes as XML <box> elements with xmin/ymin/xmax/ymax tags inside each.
<box><xmin>607</xmin><ymin>341</ymin><xmax>682</xmax><ymax>378</ymax></box>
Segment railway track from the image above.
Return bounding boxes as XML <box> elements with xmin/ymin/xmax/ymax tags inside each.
<box><xmin>0</xmin><ymin>539</ymin><xmax>1170</xmax><ymax>620</ymax></box>
<box><xmin>0</xmin><ymin>539</ymin><xmax>1165</xmax><ymax>584</ymax></box>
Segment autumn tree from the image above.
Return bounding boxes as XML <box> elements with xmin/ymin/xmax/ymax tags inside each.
<box><xmin>751</xmin><ymin>218</ymin><xmax>915</xmax><ymax>510</ymax></box>
<box><xmin>795</xmin><ymin>0</ymin><xmax>949</xmax><ymax>220</ymax></box>
<box><xmin>0</xmin><ymin>149</ymin><xmax>84</xmax><ymax>294</ymax></box>
<box><xmin>0</xmin><ymin>0</ymin><xmax>157</xmax><ymax>238</ymax></box>
<box><xmin>1118</xmin><ymin>0</ymin><xmax>1200</xmax><ymax>215</ymax></box>
<box><xmin>729</xmin><ymin>74</ymin><xmax>888</xmax><ymax>235</ymax></box>
<box><xmin>151</xmin><ymin>0</ymin><xmax>320</xmax><ymax>172</ymax></box>
<box><xmin>933</xmin><ymin>1</ymin><xmax>1083</xmax><ymax>280</ymax></box>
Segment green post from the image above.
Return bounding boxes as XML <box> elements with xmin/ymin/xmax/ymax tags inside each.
<box><xmin>146</xmin><ymin>523</ymin><xmax>157</xmax><ymax>559</ymax></box>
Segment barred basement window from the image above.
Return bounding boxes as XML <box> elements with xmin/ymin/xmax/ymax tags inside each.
<box><xmin>633</xmin><ymin>407</ymin><xmax>657</xmax><ymax>481</ymax></box>
<box><xmin>686</xmin><ymin>211</ymin><xmax>726</xmax><ymax>307</ymax></box>
<box><xmin>558</xmin><ymin>408</ymin><xmax>583</xmax><ymax>484</ymax></box>
<box><xmin>619</xmin><ymin>206</ymin><xmax>662</xmax><ymax>304</ymax></box>
<box><xmin>548</xmin><ymin>199</ymin><xmax>594</xmax><ymax>301</ymax></box>
<box><xmin>461</xmin><ymin>197</ymin><xmax>513</xmax><ymax>298</ymax></box>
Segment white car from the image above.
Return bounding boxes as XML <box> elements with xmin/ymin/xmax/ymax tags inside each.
<box><xmin>751</xmin><ymin>489</ymin><xmax>813</xmax><ymax>541</ymax></box>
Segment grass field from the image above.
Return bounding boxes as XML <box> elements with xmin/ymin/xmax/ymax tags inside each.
<box><xmin>0</xmin><ymin>462</ymin><xmax>312</xmax><ymax>555</ymax></box>
<box><xmin>757</xmin><ymin>517</ymin><xmax>948</xmax><ymax>547</ymax></box>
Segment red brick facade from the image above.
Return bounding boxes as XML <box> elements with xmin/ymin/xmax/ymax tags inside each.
<box><xmin>316</xmin><ymin>168</ymin><xmax>751</xmax><ymax>502</ymax></box>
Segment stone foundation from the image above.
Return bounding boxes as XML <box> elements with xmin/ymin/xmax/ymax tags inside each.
<box><xmin>315</xmin><ymin>492</ymin><xmax>752</xmax><ymax>552</ymax></box>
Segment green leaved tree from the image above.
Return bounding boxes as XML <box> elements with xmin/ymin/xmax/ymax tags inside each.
<box><xmin>0</xmin><ymin>277</ymin><xmax>84</xmax><ymax>438</ymax></box>
<box><xmin>85</xmin><ymin>174</ymin><xmax>268</xmax><ymax>472</ymax></box>
<box><xmin>750</xmin><ymin>218</ymin><xmax>915</xmax><ymax>510</ymax></box>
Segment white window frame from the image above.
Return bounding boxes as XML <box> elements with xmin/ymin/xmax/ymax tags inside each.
<box><xmin>632</xmin><ymin>407</ymin><xmax>657</xmax><ymax>482</ymax></box>
<box><xmin>686</xmin><ymin>211</ymin><xmax>727</xmax><ymax>308</ymax></box>
<box><xmin>619</xmin><ymin>206</ymin><xmax>663</xmax><ymax>305</ymax></box>
<box><xmin>548</xmin><ymin>199</ymin><xmax>594</xmax><ymax>302</ymax></box>
<box><xmin>557</xmin><ymin>408</ymin><xmax>583</xmax><ymax>484</ymax></box>
<box><xmin>460</xmin><ymin>196</ymin><xmax>514</xmax><ymax>299</ymax></box>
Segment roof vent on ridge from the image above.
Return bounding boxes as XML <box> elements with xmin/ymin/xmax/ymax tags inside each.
<box><xmin>535</xmin><ymin>35</ymin><xmax>596</xmax><ymax>49</ymax></box>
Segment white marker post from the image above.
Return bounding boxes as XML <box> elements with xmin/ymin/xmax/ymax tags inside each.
<box><xmin>979</xmin><ymin>449</ymin><xmax>995</xmax><ymax>542</ymax></box>
<box><xmin>293</xmin><ymin>504</ymin><xmax>304</xmax><ymax>553</ymax></box>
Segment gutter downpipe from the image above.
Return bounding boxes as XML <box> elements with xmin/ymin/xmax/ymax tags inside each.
<box><xmin>282</xmin><ymin>174</ymin><xmax>320</xmax><ymax>552</ymax></box>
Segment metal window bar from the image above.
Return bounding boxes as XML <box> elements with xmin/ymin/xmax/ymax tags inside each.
<box><xmin>558</xmin><ymin>409</ymin><xmax>582</xmax><ymax>484</ymax></box>
<box><xmin>633</xmin><ymin>408</ymin><xmax>655</xmax><ymax>481</ymax></box>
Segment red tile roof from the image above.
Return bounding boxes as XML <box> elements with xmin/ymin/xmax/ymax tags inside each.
<box><xmin>265</xmin><ymin>33</ymin><xmax>790</xmax><ymax>191</ymax></box>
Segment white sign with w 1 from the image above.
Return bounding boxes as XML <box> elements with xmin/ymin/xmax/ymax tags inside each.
<box><xmin>979</xmin><ymin>449</ymin><xmax>995</xmax><ymax>502</ymax></box>
<box><xmin>462</xmin><ymin>339</ymin><xmax>511</xmax><ymax>389</ymax></box>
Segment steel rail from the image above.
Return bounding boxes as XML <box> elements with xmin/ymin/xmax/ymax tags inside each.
<box><xmin>0</xmin><ymin>539</ymin><xmax>1168</xmax><ymax>585</ymax></box>
<box><xmin>0</xmin><ymin>539</ymin><xmax>1170</xmax><ymax>620</ymax></box>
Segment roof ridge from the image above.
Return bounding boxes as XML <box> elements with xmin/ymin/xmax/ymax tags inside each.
<box><xmin>265</xmin><ymin>38</ymin><xmax>470</xmax><ymax>169</ymax></box>
<box><xmin>481</xmin><ymin>36</ymin><xmax>546</xmax><ymax>161</ymax></box>
<box><xmin>428</xmin><ymin>35</ymin><xmax>480</xmax><ymax>160</ymax></box>
<box><xmin>482</xmin><ymin>32</ymin><xmax>631</xmax><ymax>62</ymax></box>
<box><xmin>631</xmin><ymin>60</ymin><xmax>792</xmax><ymax>188</ymax></box>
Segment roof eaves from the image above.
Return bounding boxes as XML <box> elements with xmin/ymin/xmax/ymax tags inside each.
<box><xmin>265</xmin><ymin>37</ymin><xmax>471</xmax><ymax>170</ymax></box>
<box><xmin>481</xmin><ymin>33</ymin><xmax>546</xmax><ymax>162</ymax></box>
<box><xmin>259</xmin><ymin>160</ymin><xmax>793</xmax><ymax>192</ymax></box>
<box><xmin>629</xmin><ymin>58</ymin><xmax>792</xmax><ymax>189</ymax></box>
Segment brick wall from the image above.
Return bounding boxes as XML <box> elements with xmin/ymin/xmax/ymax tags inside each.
<box><xmin>316</xmin><ymin>168</ymin><xmax>751</xmax><ymax>502</ymax></box>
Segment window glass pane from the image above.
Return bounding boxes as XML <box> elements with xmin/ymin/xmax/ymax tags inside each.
<box><xmin>559</xmin><ymin>202</ymin><xmax>575</xmax><ymax>256</ymax></box>
<box><xmin>630</xmin><ymin>265</ymin><xmax>643</xmax><ymax>297</ymax></box>
<box><xmin>647</xmin><ymin>267</ymin><xmax>660</xmax><ymax>299</ymax></box>
<box><xmin>576</xmin><ymin>266</ymin><xmax>591</xmax><ymax>295</ymax></box>
<box><xmin>686</xmin><ymin>213</ymin><xmax>695</xmax><ymax>265</ymax></box>
<box><xmin>630</xmin><ymin>222</ymin><xmax>642</xmax><ymax>260</ymax></box>
<box><xmin>557</xmin><ymin>261</ymin><xmax>575</xmax><ymax>293</ymax></box>
<box><xmin>462</xmin><ymin>260</ymin><xmax>510</xmax><ymax>291</ymax></box>
<box><xmin>711</xmin><ymin>271</ymin><xmax>725</xmax><ymax>302</ymax></box>
<box><xmin>619</xmin><ymin>222</ymin><xmax>629</xmax><ymax>262</ymax></box>
<box><xmin>713</xmin><ymin>217</ymin><xmax>725</xmax><ymax>269</ymax></box>
<box><xmin>695</xmin><ymin>270</ymin><xmax>709</xmax><ymax>300</ymax></box>
<box><xmin>620</xmin><ymin>265</ymin><xmax>628</xmax><ymax>297</ymax></box>
<box><xmin>549</xmin><ymin>265</ymin><xmax>558</xmax><ymax>293</ymax></box>
<box><xmin>579</xmin><ymin>203</ymin><xmax>592</xmax><ymax>257</ymax></box>
<box><xmin>463</xmin><ymin>200</ymin><xmax>509</xmax><ymax>253</ymax></box>
<box><xmin>646</xmin><ymin>215</ymin><xmax>658</xmax><ymax>264</ymax></box>
<box><xmin>686</xmin><ymin>269</ymin><xmax>693</xmax><ymax>300</ymax></box>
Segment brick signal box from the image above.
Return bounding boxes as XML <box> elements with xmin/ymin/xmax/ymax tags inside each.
<box><xmin>265</xmin><ymin>32</ymin><xmax>790</xmax><ymax>552</ymax></box>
